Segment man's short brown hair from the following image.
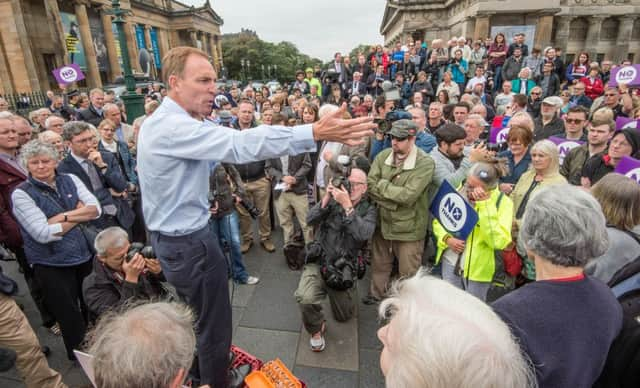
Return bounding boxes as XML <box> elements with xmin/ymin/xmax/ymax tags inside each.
<box><xmin>162</xmin><ymin>47</ymin><xmax>210</xmax><ymax>89</ymax></box>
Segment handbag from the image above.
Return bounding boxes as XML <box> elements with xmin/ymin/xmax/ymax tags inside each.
<box><xmin>501</xmin><ymin>245</ymin><xmax>523</xmax><ymax>277</ymax></box>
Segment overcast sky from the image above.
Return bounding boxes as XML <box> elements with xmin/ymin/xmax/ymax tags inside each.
<box><xmin>182</xmin><ymin>0</ymin><xmax>386</xmax><ymax>61</ymax></box>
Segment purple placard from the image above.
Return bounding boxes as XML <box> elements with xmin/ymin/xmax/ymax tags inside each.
<box><xmin>615</xmin><ymin>116</ymin><xmax>640</xmax><ymax>131</ymax></box>
<box><xmin>489</xmin><ymin>126</ymin><xmax>510</xmax><ymax>144</ymax></box>
<box><xmin>614</xmin><ymin>156</ymin><xmax>640</xmax><ymax>184</ymax></box>
<box><xmin>52</xmin><ymin>63</ymin><xmax>85</xmax><ymax>84</ymax></box>
<box><xmin>608</xmin><ymin>64</ymin><xmax>640</xmax><ymax>87</ymax></box>
<box><xmin>548</xmin><ymin>136</ymin><xmax>585</xmax><ymax>164</ymax></box>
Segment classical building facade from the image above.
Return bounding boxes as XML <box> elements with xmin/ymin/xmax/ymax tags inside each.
<box><xmin>381</xmin><ymin>0</ymin><xmax>640</xmax><ymax>64</ymax></box>
<box><xmin>0</xmin><ymin>0</ymin><xmax>224</xmax><ymax>94</ymax></box>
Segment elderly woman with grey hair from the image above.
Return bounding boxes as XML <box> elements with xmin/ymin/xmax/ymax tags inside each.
<box><xmin>378</xmin><ymin>270</ymin><xmax>536</xmax><ymax>388</ymax></box>
<box><xmin>11</xmin><ymin>140</ymin><xmax>101</xmax><ymax>361</ymax></box>
<box><xmin>493</xmin><ymin>184</ymin><xmax>622</xmax><ymax>388</ymax></box>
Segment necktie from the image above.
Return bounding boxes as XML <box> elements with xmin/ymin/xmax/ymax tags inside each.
<box><xmin>83</xmin><ymin>160</ymin><xmax>103</xmax><ymax>191</ymax></box>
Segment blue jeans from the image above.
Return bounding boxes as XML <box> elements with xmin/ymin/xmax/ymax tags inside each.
<box><xmin>492</xmin><ymin>65</ymin><xmax>503</xmax><ymax>93</ymax></box>
<box><xmin>211</xmin><ymin>211</ymin><xmax>249</xmax><ymax>283</ymax></box>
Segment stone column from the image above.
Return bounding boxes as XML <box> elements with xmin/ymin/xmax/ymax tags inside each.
<box><xmin>613</xmin><ymin>16</ymin><xmax>635</xmax><ymax>63</ymax></box>
<box><xmin>203</xmin><ymin>32</ymin><xmax>211</xmax><ymax>56</ymax></box>
<box><xmin>0</xmin><ymin>36</ymin><xmax>15</xmax><ymax>94</ymax></box>
<box><xmin>189</xmin><ymin>30</ymin><xmax>198</xmax><ymax>48</ymax></box>
<box><xmin>100</xmin><ymin>8</ymin><xmax>121</xmax><ymax>82</ymax></box>
<box><xmin>535</xmin><ymin>14</ymin><xmax>554</xmax><ymax>50</ymax></box>
<box><xmin>216</xmin><ymin>35</ymin><xmax>223</xmax><ymax>68</ymax></box>
<box><xmin>74</xmin><ymin>0</ymin><xmax>102</xmax><ymax>88</ymax></box>
<box><xmin>210</xmin><ymin>34</ymin><xmax>219</xmax><ymax>71</ymax></box>
<box><xmin>10</xmin><ymin>0</ymin><xmax>41</xmax><ymax>91</ymax></box>
<box><xmin>474</xmin><ymin>14</ymin><xmax>491</xmax><ymax>41</ymax></box>
<box><xmin>584</xmin><ymin>15</ymin><xmax>607</xmax><ymax>57</ymax></box>
<box><xmin>44</xmin><ymin>0</ymin><xmax>68</xmax><ymax>65</ymax></box>
<box><xmin>124</xmin><ymin>22</ymin><xmax>139</xmax><ymax>73</ymax></box>
<box><xmin>553</xmin><ymin>16</ymin><xmax>573</xmax><ymax>54</ymax></box>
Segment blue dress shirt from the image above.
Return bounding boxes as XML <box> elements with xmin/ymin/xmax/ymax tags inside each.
<box><xmin>138</xmin><ymin>97</ymin><xmax>316</xmax><ymax>235</ymax></box>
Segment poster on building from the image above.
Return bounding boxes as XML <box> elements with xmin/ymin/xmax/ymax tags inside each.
<box><xmin>150</xmin><ymin>27</ymin><xmax>162</xmax><ymax>69</ymax></box>
<box><xmin>60</xmin><ymin>12</ymin><xmax>87</xmax><ymax>70</ymax></box>
<box><xmin>87</xmin><ymin>8</ymin><xmax>109</xmax><ymax>73</ymax></box>
<box><xmin>490</xmin><ymin>25</ymin><xmax>536</xmax><ymax>51</ymax></box>
<box><xmin>135</xmin><ymin>25</ymin><xmax>152</xmax><ymax>77</ymax></box>
<box><xmin>111</xmin><ymin>24</ymin><xmax>124</xmax><ymax>70</ymax></box>
<box><xmin>135</xmin><ymin>25</ymin><xmax>146</xmax><ymax>50</ymax></box>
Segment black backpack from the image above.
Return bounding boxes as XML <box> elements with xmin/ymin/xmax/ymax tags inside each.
<box><xmin>594</xmin><ymin>231</ymin><xmax>640</xmax><ymax>388</ymax></box>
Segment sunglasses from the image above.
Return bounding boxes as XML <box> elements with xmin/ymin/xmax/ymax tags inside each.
<box><xmin>565</xmin><ymin>118</ymin><xmax>584</xmax><ymax>124</ymax></box>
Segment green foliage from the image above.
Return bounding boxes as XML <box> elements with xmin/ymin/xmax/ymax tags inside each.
<box><xmin>221</xmin><ymin>31</ymin><xmax>322</xmax><ymax>82</ymax></box>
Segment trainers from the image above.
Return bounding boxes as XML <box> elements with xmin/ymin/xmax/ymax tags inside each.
<box><xmin>362</xmin><ymin>295</ymin><xmax>381</xmax><ymax>305</ymax></box>
<box><xmin>310</xmin><ymin>322</ymin><xmax>326</xmax><ymax>352</ymax></box>
<box><xmin>241</xmin><ymin>240</ymin><xmax>253</xmax><ymax>254</ymax></box>
<box><xmin>260</xmin><ymin>239</ymin><xmax>276</xmax><ymax>253</ymax></box>
<box><xmin>242</xmin><ymin>276</ymin><xmax>260</xmax><ymax>285</ymax></box>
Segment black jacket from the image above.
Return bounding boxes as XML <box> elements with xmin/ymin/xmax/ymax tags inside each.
<box><xmin>306</xmin><ymin>198</ymin><xmax>377</xmax><ymax>263</ymax></box>
<box><xmin>82</xmin><ymin>258</ymin><xmax>165</xmax><ymax>321</ymax></box>
<box><xmin>265</xmin><ymin>154</ymin><xmax>312</xmax><ymax>198</ymax></box>
<box><xmin>76</xmin><ymin>104</ymin><xmax>104</xmax><ymax>127</ymax></box>
<box><xmin>209</xmin><ymin>163</ymin><xmax>247</xmax><ymax>218</ymax></box>
<box><xmin>533</xmin><ymin>115</ymin><xmax>565</xmax><ymax>142</ymax></box>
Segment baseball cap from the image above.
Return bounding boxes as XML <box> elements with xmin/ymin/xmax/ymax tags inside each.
<box><xmin>388</xmin><ymin>119</ymin><xmax>418</xmax><ymax>139</ymax></box>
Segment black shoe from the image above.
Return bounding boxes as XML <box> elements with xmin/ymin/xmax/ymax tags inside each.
<box><xmin>0</xmin><ymin>348</ymin><xmax>17</xmax><ymax>372</ymax></box>
<box><xmin>362</xmin><ymin>294</ymin><xmax>381</xmax><ymax>305</ymax></box>
<box><xmin>228</xmin><ymin>363</ymin><xmax>251</xmax><ymax>388</ymax></box>
<box><xmin>41</xmin><ymin>346</ymin><xmax>51</xmax><ymax>357</ymax></box>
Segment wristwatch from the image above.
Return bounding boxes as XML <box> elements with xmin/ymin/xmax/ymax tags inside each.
<box><xmin>63</xmin><ymin>213</ymin><xmax>68</xmax><ymax>222</ymax></box>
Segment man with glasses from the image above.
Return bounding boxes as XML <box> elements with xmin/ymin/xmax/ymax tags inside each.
<box><xmin>591</xmin><ymin>85</ymin><xmax>632</xmax><ymax>119</ymax></box>
<box><xmin>295</xmin><ymin>167</ymin><xmax>376</xmax><ymax>352</ymax></box>
<box><xmin>569</xmin><ymin>81</ymin><xmax>592</xmax><ymax>109</ymax></box>
<box><xmin>58</xmin><ymin>121</ymin><xmax>132</xmax><ymax>230</ymax></box>
<box><xmin>559</xmin><ymin>106</ymin><xmax>589</xmax><ymax>142</ymax></box>
<box><xmin>364</xmin><ymin>120</ymin><xmax>435</xmax><ymax>305</ymax></box>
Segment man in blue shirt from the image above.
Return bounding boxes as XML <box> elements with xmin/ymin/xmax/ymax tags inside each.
<box><xmin>137</xmin><ymin>46</ymin><xmax>375</xmax><ymax>387</ymax></box>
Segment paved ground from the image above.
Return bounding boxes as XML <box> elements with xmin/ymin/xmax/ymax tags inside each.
<box><xmin>0</xmin><ymin>227</ymin><xmax>386</xmax><ymax>388</ymax></box>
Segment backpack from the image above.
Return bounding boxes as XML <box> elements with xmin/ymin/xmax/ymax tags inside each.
<box><xmin>283</xmin><ymin>231</ymin><xmax>306</xmax><ymax>271</ymax></box>
<box><xmin>594</xmin><ymin>231</ymin><xmax>640</xmax><ymax>388</ymax></box>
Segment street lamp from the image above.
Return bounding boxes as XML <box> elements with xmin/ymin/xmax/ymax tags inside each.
<box><xmin>107</xmin><ymin>0</ymin><xmax>144</xmax><ymax>123</ymax></box>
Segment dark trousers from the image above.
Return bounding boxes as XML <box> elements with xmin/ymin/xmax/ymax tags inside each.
<box><xmin>14</xmin><ymin>247</ymin><xmax>53</xmax><ymax>327</ymax></box>
<box><xmin>150</xmin><ymin>222</ymin><xmax>231</xmax><ymax>387</ymax></box>
<box><xmin>33</xmin><ymin>259</ymin><xmax>92</xmax><ymax>360</ymax></box>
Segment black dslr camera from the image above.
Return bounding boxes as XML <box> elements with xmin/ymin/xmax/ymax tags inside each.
<box><xmin>126</xmin><ymin>242</ymin><xmax>155</xmax><ymax>262</ymax></box>
<box><xmin>208</xmin><ymin>189</ymin><xmax>260</xmax><ymax>219</ymax></box>
<box><xmin>321</xmin><ymin>253</ymin><xmax>366</xmax><ymax>291</ymax></box>
<box><xmin>374</xmin><ymin>110</ymin><xmax>412</xmax><ymax>135</ymax></box>
<box><xmin>330</xmin><ymin>155</ymin><xmax>352</xmax><ymax>192</ymax></box>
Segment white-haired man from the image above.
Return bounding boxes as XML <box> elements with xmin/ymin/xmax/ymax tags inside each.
<box><xmin>44</xmin><ymin>115</ymin><xmax>65</xmax><ymax>135</ymax></box>
<box><xmin>103</xmin><ymin>103</ymin><xmax>133</xmax><ymax>143</ymax></box>
<box><xmin>76</xmin><ymin>88</ymin><xmax>105</xmax><ymax>127</ymax></box>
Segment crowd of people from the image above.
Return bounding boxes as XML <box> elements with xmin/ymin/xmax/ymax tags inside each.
<box><xmin>0</xmin><ymin>31</ymin><xmax>638</xmax><ymax>388</ymax></box>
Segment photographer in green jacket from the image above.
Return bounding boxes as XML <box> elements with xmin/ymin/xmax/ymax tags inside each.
<box><xmin>364</xmin><ymin>119</ymin><xmax>435</xmax><ymax>304</ymax></box>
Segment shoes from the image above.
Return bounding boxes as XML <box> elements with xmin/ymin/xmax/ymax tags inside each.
<box><xmin>228</xmin><ymin>363</ymin><xmax>251</xmax><ymax>388</ymax></box>
<box><xmin>310</xmin><ymin>322</ymin><xmax>326</xmax><ymax>352</ymax></box>
<box><xmin>241</xmin><ymin>240</ymin><xmax>253</xmax><ymax>254</ymax></box>
<box><xmin>362</xmin><ymin>295</ymin><xmax>381</xmax><ymax>305</ymax></box>
<box><xmin>240</xmin><ymin>276</ymin><xmax>260</xmax><ymax>285</ymax></box>
<box><xmin>0</xmin><ymin>348</ymin><xmax>16</xmax><ymax>372</ymax></box>
<box><xmin>260</xmin><ymin>239</ymin><xmax>276</xmax><ymax>253</ymax></box>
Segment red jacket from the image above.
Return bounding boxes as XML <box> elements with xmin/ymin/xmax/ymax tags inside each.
<box><xmin>0</xmin><ymin>159</ymin><xmax>27</xmax><ymax>249</ymax></box>
<box><xmin>580</xmin><ymin>76</ymin><xmax>604</xmax><ymax>101</ymax></box>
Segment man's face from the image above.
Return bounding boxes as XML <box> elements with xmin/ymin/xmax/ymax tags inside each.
<box><xmin>15</xmin><ymin>120</ymin><xmax>32</xmax><ymax>146</ymax></box>
<box><xmin>103</xmin><ymin>93</ymin><xmax>115</xmax><ymax>104</ymax></box>
<box><xmin>245</xmin><ymin>89</ymin><xmax>255</xmax><ymax>99</ymax></box>
<box><xmin>413</xmin><ymin>93</ymin><xmax>423</xmax><ymax>104</ymax></box>
<box><xmin>100</xmin><ymin>122</ymin><xmax>116</xmax><ymax>142</ymax></box>
<box><xmin>358</xmin><ymin>56</ymin><xmax>365</xmax><ymax>65</ymax></box>
<box><xmin>67</xmin><ymin>129</ymin><xmax>95</xmax><ymax>158</ymax></box>
<box><xmin>91</xmin><ymin>92</ymin><xmax>105</xmax><ymax>109</ymax></box>
<box><xmin>348</xmin><ymin>170</ymin><xmax>367</xmax><ymax>203</ymax></box>
<box><xmin>502</xmin><ymin>82</ymin><xmax>512</xmax><ymax>93</ymax></box>
<box><xmin>517</xmin><ymin>34</ymin><xmax>524</xmax><ymax>44</ymax></box>
<box><xmin>305</xmin><ymin>71</ymin><xmax>313</xmax><ymax>79</ymax></box>
<box><xmin>588</xmin><ymin>124</ymin><xmax>613</xmax><ymax>147</ymax></box>
<box><xmin>0</xmin><ymin>119</ymin><xmax>18</xmax><ymax>151</ymax></box>
<box><xmin>540</xmin><ymin>103</ymin><xmax>557</xmax><ymax>119</ymax></box>
<box><xmin>428</xmin><ymin>105</ymin><xmax>442</xmax><ymax>120</ymax></box>
<box><xmin>573</xmin><ymin>84</ymin><xmax>585</xmax><ymax>96</ymax></box>
<box><xmin>464</xmin><ymin>119</ymin><xmax>482</xmax><ymax>143</ymax></box>
<box><xmin>261</xmin><ymin>110</ymin><xmax>273</xmax><ymax>124</ymax></box>
<box><xmin>410</xmin><ymin>110</ymin><xmax>426</xmax><ymax>129</ymax></box>
<box><xmin>546</xmin><ymin>49</ymin><xmax>556</xmax><ymax>59</ymax></box>
<box><xmin>99</xmin><ymin>242</ymin><xmax>130</xmax><ymax>272</ymax></box>
<box><xmin>453</xmin><ymin>107</ymin><xmax>468</xmax><ymax>125</ymax></box>
<box><xmin>354</xmin><ymin>73</ymin><xmax>361</xmax><ymax>81</ymax></box>
<box><xmin>475</xmin><ymin>67</ymin><xmax>484</xmax><ymax>77</ymax></box>
<box><xmin>442</xmin><ymin>139</ymin><xmax>465</xmax><ymax>158</ymax></box>
<box><xmin>237</xmin><ymin>102</ymin><xmax>254</xmax><ymax>128</ymax></box>
<box><xmin>256</xmin><ymin>93</ymin><xmax>264</xmax><ymax>103</ymax></box>
<box><xmin>605</xmin><ymin>89</ymin><xmax>619</xmax><ymax>106</ymax></box>
<box><xmin>363</xmin><ymin>97</ymin><xmax>373</xmax><ymax>109</ymax></box>
<box><xmin>168</xmin><ymin>54</ymin><xmax>217</xmax><ymax>119</ymax></box>
<box><xmin>376</xmin><ymin>65</ymin><xmax>384</xmax><ymax>74</ymax></box>
<box><xmin>52</xmin><ymin>97</ymin><xmax>63</xmax><ymax>109</ymax></box>
<box><xmin>104</xmin><ymin>107</ymin><xmax>121</xmax><ymax>126</ymax></box>
<box><xmin>609</xmin><ymin>133</ymin><xmax>633</xmax><ymax>160</ymax></box>
<box><xmin>602</xmin><ymin>62</ymin><xmax>612</xmax><ymax>71</ymax></box>
<box><xmin>391</xmin><ymin>135</ymin><xmax>414</xmax><ymax>156</ymax></box>
<box><xmin>455</xmin><ymin>51</ymin><xmax>462</xmax><ymax>60</ymax></box>
<box><xmin>564</xmin><ymin>112</ymin><xmax>587</xmax><ymax>135</ymax></box>
<box><xmin>335</xmin><ymin>53</ymin><xmax>342</xmax><ymax>63</ymax></box>
<box><xmin>38</xmin><ymin>110</ymin><xmax>51</xmax><ymax>125</ymax></box>
<box><xmin>296</xmin><ymin>73</ymin><xmax>304</xmax><ymax>81</ymax></box>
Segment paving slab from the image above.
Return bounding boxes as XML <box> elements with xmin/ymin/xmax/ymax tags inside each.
<box><xmin>359</xmin><ymin>348</ymin><xmax>385</xmax><ymax>388</ymax></box>
<box><xmin>240</xmin><ymin>271</ymin><xmax>302</xmax><ymax>332</ymax></box>
<box><xmin>293</xmin><ymin>365</ymin><xmax>359</xmax><ymax>388</ymax></box>
<box><xmin>230</xmin><ymin>280</ymin><xmax>257</xmax><ymax>308</ymax></box>
<box><xmin>232</xmin><ymin>326</ymin><xmax>300</xmax><ymax>370</ymax></box>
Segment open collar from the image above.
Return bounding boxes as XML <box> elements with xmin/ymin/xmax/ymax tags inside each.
<box><xmin>384</xmin><ymin>144</ymin><xmax>418</xmax><ymax>170</ymax></box>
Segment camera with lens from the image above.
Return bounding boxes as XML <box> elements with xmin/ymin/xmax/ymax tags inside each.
<box><xmin>375</xmin><ymin>110</ymin><xmax>413</xmax><ymax>134</ymax></box>
<box><xmin>322</xmin><ymin>254</ymin><xmax>355</xmax><ymax>291</ymax></box>
<box><xmin>126</xmin><ymin>242</ymin><xmax>155</xmax><ymax>263</ymax></box>
<box><xmin>330</xmin><ymin>155</ymin><xmax>352</xmax><ymax>192</ymax></box>
<box><xmin>239</xmin><ymin>198</ymin><xmax>260</xmax><ymax>219</ymax></box>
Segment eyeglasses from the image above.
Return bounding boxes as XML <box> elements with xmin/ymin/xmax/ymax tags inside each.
<box><xmin>531</xmin><ymin>92</ymin><xmax>541</xmax><ymax>95</ymax></box>
<box><xmin>565</xmin><ymin>118</ymin><xmax>584</xmax><ymax>124</ymax></box>
<box><xmin>604</xmin><ymin>93</ymin><xmax>617</xmax><ymax>97</ymax></box>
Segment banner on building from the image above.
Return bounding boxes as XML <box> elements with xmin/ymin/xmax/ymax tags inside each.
<box><xmin>150</xmin><ymin>27</ymin><xmax>162</xmax><ymax>69</ymax></box>
<box><xmin>490</xmin><ymin>26</ymin><xmax>536</xmax><ymax>51</ymax></box>
<box><xmin>60</xmin><ymin>12</ymin><xmax>87</xmax><ymax>70</ymax></box>
<box><xmin>87</xmin><ymin>8</ymin><xmax>109</xmax><ymax>73</ymax></box>
<box><xmin>111</xmin><ymin>23</ymin><xmax>124</xmax><ymax>69</ymax></box>
<box><xmin>135</xmin><ymin>24</ymin><xmax>152</xmax><ymax>76</ymax></box>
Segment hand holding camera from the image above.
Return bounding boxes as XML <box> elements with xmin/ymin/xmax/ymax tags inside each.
<box><xmin>328</xmin><ymin>183</ymin><xmax>352</xmax><ymax>210</ymax></box>
<box><xmin>122</xmin><ymin>253</ymin><xmax>145</xmax><ymax>283</ymax></box>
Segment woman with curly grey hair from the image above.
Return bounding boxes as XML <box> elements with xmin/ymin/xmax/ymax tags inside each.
<box><xmin>493</xmin><ymin>184</ymin><xmax>622</xmax><ymax>388</ymax></box>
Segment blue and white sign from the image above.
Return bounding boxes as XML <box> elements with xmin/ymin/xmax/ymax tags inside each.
<box><xmin>430</xmin><ymin>180</ymin><xmax>479</xmax><ymax>240</ymax></box>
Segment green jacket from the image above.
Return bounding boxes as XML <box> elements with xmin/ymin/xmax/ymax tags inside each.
<box><xmin>304</xmin><ymin>77</ymin><xmax>322</xmax><ymax>97</ymax></box>
<box><xmin>368</xmin><ymin>145</ymin><xmax>435</xmax><ymax>241</ymax></box>
<box><xmin>433</xmin><ymin>188</ymin><xmax>513</xmax><ymax>283</ymax></box>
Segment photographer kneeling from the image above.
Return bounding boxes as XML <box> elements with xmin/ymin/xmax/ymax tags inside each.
<box><xmin>295</xmin><ymin>168</ymin><xmax>376</xmax><ymax>352</ymax></box>
<box><xmin>83</xmin><ymin>226</ymin><xmax>166</xmax><ymax>321</ymax></box>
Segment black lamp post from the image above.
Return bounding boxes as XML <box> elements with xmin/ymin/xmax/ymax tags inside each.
<box><xmin>108</xmin><ymin>0</ymin><xmax>144</xmax><ymax>123</ymax></box>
